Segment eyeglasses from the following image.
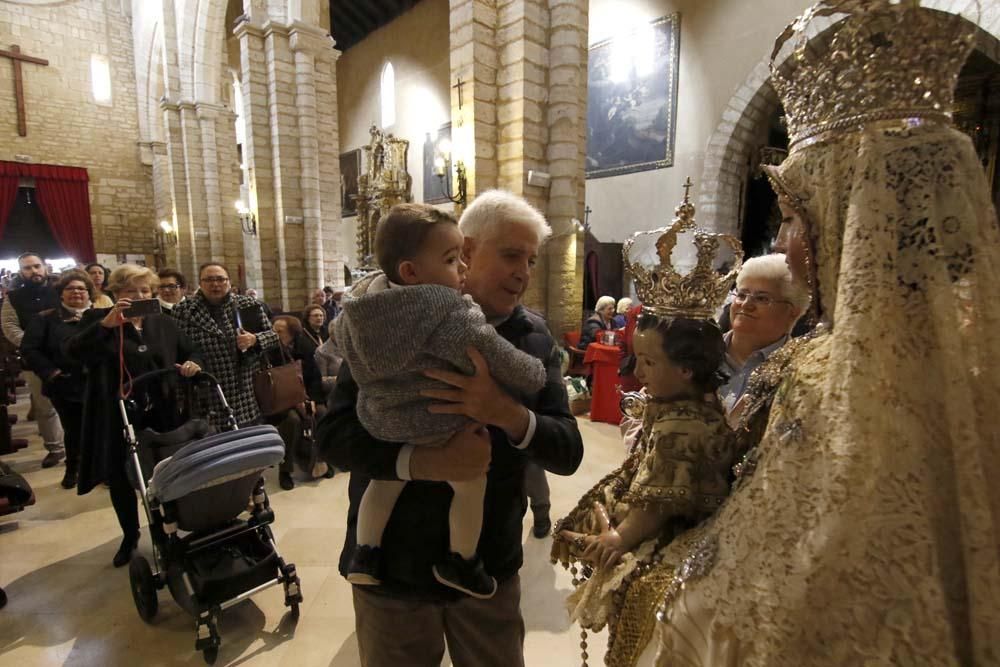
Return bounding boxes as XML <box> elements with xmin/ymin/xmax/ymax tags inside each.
<box><xmin>63</xmin><ymin>286</ymin><xmax>88</xmax><ymax>292</ymax></box>
<box><xmin>159</xmin><ymin>283</ymin><xmax>181</xmax><ymax>290</ymax></box>
<box><xmin>201</xmin><ymin>276</ymin><xmax>230</xmax><ymax>284</ymax></box>
<box><xmin>731</xmin><ymin>290</ymin><xmax>791</xmax><ymax>307</ymax></box>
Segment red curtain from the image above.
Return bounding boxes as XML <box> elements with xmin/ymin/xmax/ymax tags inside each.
<box><xmin>0</xmin><ymin>170</ymin><xmax>18</xmax><ymax>242</ymax></box>
<box><xmin>0</xmin><ymin>161</ymin><xmax>94</xmax><ymax>262</ymax></box>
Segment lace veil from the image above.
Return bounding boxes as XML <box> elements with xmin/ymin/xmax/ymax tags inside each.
<box><xmin>655</xmin><ymin>2</ymin><xmax>1000</xmax><ymax>664</ymax></box>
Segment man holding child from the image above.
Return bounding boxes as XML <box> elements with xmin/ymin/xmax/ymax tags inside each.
<box><xmin>318</xmin><ymin>191</ymin><xmax>583</xmax><ymax>666</ymax></box>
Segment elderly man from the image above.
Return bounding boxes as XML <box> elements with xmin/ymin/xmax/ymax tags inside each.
<box><xmin>1</xmin><ymin>252</ymin><xmax>65</xmax><ymax>467</ymax></box>
<box><xmin>172</xmin><ymin>262</ymin><xmax>278</xmax><ymax>428</ymax></box>
<box><xmin>718</xmin><ymin>253</ymin><xmax>810</xmax><ymax>416</ymax></box>
<box><xmin>318</xmin><ymin>191</ymin><xmax>584</xmax><ymax>667</ymax></box>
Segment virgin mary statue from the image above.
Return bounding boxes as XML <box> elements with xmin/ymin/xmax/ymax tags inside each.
<box><xmin>641</xmin><ymin>1</ymin><xmax>1000</xmax><ymax>665</ymax></box>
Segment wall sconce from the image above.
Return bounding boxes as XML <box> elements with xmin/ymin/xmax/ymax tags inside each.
<box><xmin>433</xmin><ymin>137</ymin><xmax>467</xmax><ymax>207</ymax></box>
<box><xmin>156</xmin><ymin>219</ymin><xmax>178</xmax><ymax>247</ymax></box>
<box><xmin>236</xmin><ymin>200</ymin><xmax>257</xmax><ymax>236</ymax></box>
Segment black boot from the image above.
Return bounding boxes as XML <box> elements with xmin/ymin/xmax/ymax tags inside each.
<box><xmin>61</xmin><ymin>460</ymin><xmax>78</xmax><ymax>490</ymax></box>
<box><xmin>113</xmin><ymin>532</ymin><xmax>139</xmax><ymax>568</ymax></box>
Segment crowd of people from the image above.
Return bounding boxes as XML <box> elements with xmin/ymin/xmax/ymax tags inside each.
<box><xmin>2</xmin><ymin>2</ymin><xmax>999</xmax><ymax>662</ymax></box>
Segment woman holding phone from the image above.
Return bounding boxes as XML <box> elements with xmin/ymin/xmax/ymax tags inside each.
<box><xmin>65</xmin><ymin>264</ymin><xmax>203</xmax><ymax>567</ymax></box>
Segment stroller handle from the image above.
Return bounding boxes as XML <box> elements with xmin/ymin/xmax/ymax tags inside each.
<box><xmin>125</xmin><ymin>367</ymin><xmax>222</xmax><ymax>394</ymax></box>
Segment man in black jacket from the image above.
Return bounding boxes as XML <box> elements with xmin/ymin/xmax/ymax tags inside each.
<box><xmin>0</xmin><ymin>253</ymin><xmax>64</xmax><ymax>467</ymax></box>
<box><xmin>318</xmin><ymin>190</ymin><xmax>584</xmax><ymax>667</ymax></box>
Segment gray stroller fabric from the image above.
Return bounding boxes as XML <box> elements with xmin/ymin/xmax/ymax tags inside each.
<box><xmin>147</xmin><ymin>425</ymin><xmax>285</xmax><ymax>503</ymax></box>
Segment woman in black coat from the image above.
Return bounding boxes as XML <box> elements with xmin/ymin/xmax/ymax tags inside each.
<box><xmin>64</xmin><ymin>265</ymin><xmax>202</xmax><ymax>567</ymax></box>
<box><xmin>21</xmin><ymin>270</ymin><xmax>96</xmax><ymax>489</ymax></box>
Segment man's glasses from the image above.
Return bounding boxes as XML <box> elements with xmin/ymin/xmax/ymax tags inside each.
<box><xmin>201</xmin><ymin>276</ymin><xmax>230</xmax><ymax>284</ymax></box>
<box><xmin>731</xmin><ymin>290</ymin><xmax>791</xmax><ymax>307</ymax></box>
<box><xmin>159</xmin><ymin>283</ymin><xmax>181</xmax><ymax>290</ymax></box>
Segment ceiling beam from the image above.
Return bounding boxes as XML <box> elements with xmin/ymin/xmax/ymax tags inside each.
<box><xmin>330</xmin><ymin>5</ymin><xmax>365</xmax><ymax>46</ymax></box>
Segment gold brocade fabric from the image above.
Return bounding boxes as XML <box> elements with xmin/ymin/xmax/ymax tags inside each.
<box><xmin>551</xmin><ymin>400</ymin><xmax>735</xmax><ymax>660</ymax></box>
<box><xmin>654</xmin><ymin>122</ymin><xmax>1000</xmax><ymax>666</ymax></box>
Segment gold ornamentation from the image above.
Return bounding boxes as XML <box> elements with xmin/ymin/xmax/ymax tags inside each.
<box><xmin>623</xmin><ymin>178</ymin><xmax>743</xmax><ymax>320</ymax></box>
<box><xmin>770</xmin><ymin>0</ymin><xmax>976</xmax><ymax>152</ymax></box>
<box><xmin>354</xmin><ymin>125</ymin><xmax>413</xmax><ymax>269</ymax></box>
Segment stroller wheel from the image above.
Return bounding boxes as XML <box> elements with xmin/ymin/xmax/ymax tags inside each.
<box><xmin>128</xmin><ymin>555</ymin><xmax>159</xmax><ymax>623</ymax></box>
<box><xmin>289</xmin><ymin>603</ymin><xmax>300</xmax><ymax>620</ymax></box>
<box><xmin>203</xmin><ymin>647</ymin><xmax>218</xmax><ymax>665</ymax></box>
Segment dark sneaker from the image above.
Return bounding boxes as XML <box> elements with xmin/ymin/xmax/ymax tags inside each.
<box><xmin>279</xmin><ymin>471</ymin><xmax>294</xmax><ymax>490</ymax></box>
<box><xmin>346</xmin><ymin>545</ymin><xmax>383</xmax><ymax>586</ymax></box>
<box><xmin>532</xmin><ymin>513</ymin><xmax>552</xmax><ymax>539</ymax></box>
<box><xmin>41</xmin><ymin>451</ymin><xmax>65</xmax><ymax>468</ymax></box>
<box><xmin>433</xmin><ymin>552</ymin><xmax>497</xmax><ymax>599</ymax></box>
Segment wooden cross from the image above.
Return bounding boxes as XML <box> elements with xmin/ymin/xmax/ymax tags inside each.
<box><xmin>453</xmin><ymin>76</ymin><xmax>466</xmax><ymax>110</ymax></box>
<box><xmin>0</xmin><ymin>45</ymin><xmax>49</xmax><ymax>137</ymax></box>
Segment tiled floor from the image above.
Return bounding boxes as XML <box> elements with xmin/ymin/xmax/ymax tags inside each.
<box><xmin>0</xmin><ymin>394</ymin><xmax>625</xmax><ymax>666</ymax></box>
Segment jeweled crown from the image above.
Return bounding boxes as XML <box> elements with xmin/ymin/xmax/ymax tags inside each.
<box><xmin>623</xmin><ymin>179</ymin><xmax>743</xmax><ymax>320</ymax></box>
<box><xmin>771</xmin><ymin>0</ymin><xmax>976</xmax><ymax>150</ymax></box>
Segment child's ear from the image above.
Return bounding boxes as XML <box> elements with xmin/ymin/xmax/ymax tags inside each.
<box><xmin>397</xmin><ymin>260</ymin><xmax>419</xmax><ymax>285</ymax></box>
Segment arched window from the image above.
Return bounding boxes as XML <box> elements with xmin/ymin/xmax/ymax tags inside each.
<box><xmin>380</xmin><ymin>62</ymin><xmax>395</xmax><ymax>128</ymax></box>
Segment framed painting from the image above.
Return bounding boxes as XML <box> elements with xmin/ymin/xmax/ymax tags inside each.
<box><xmin>340</xmin><ymin>149</ymin><xmax>361</xmax><ymax>217</ymax></box>
<box><xmin>586</xmin><ymin>14</ymin><xmax>681</xmax><ymax>179</ymax></box>
<box><xmin>423</xmin><ymin>122</ymin><xmax>452</xmax><ymax>205</ymax></box>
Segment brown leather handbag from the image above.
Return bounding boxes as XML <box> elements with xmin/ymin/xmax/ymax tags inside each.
<box><xmin>253</xmin><ymin>349</ymin><xmax>307</xmax><ymax>417</ymax></box>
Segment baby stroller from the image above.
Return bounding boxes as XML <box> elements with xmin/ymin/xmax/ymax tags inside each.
<box><xmin>121</xmin><ymin>369</ymin><xmax>302</xmax><ymax>664</ymax></box>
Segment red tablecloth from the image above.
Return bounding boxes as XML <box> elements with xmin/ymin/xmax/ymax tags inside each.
<box><xmin>584</xmin><ymin>343</ymin><xmax>622</xmax><ymax>425</ymax></box>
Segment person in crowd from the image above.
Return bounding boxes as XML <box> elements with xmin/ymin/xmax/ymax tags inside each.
<box><xmin>718</xmin><ymin>253</ymin><xmax>809</xmax><ymax>419</ymax></box>
<box><xmin>172</xmin><ymin>263</ymin><xmax>278</xmax><ymax>429</ymax></box>
<box><xmin>333</xmin><ymin>203</ymin><xmax>547</xmax><ymax>598</ymax></box>
<box><xmin>612</xmin><ymin>297</ymin><xmax>632</xmax><ymax>328</ymax></box>
<box><xmin>318</xmin><ymin>191</ymin><xmax>583</xmax><ymax>666</ymax></box>
<box><xmin>65</xmin><ymin>264</ymin><xmax>202</xmax><ymax>567</ymax></box>
<box><xmin>267</xmin><ymin>314</ymin><xmax>330</xmax><ymax>490</ymax></box>
<box><xmin>156</xmin><ymin>268</ymin><xmax>187</xmax><ymax>315</ymax></box>
<box><xmin>552</xmin><ymin>313</ymin><xmax>735</xmax><ymax>647</ymax></box>
<box><xmin>301</xmin><ymin>304</ymin><xmax>328</xmax><ymax>349</ymax></box>
<box><xmin>322</xmin><ymin>285</ymin><xmax>341</xmax><ymax>322</ymax></box>
<box><xmin>0</xmin><ymin>252</ymin><xmax>65</xmax><ymax>468</ymax></box>
<box><xmin>20</xmin><ymin>270</ymin><xmax>95</xmax><ymax>489</ymax></box>
<box><xmin>84</xmin><ymin>263</ymin><xmax>114</xmax><ymax>308</ymax></box>
<box><xmin>245</xmin><ymin>288</ymin><xmax>273</xmax><ymax>320</ymax></box>
<box><xmin>652</xmin><ymin>4</ymin><xmax>1000</xmax><ymax>664</ymax></box>
<box><xmin>315</xmin><ymin>320</ymin><xmax>343</xmax><ymax>403</ymax></box>
<box><xmin>578</xmin><ymin>295</ymin><xmax>615</xmax><ymax>349</ymax></box>
<box><xmin>310</xmin><ymin>288</ymin><xmax>326</xmax><ymax>308</ymax></box>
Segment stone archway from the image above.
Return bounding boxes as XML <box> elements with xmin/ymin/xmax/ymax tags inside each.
<box><xmin>697</xmin><ymin>2</ymin><xmax>1000</xmax><ymax>236</ymax></box>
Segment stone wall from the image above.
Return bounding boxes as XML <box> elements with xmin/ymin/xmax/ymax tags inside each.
<box><xmin>0</xmin><ymin>0</ymin><xmax>153</xmax><ymax>260</ymax></box>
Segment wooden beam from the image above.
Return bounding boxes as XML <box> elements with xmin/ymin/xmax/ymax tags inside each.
<box><xmin>331</xmin><ymin>5</ymin><xmax>365</xmax><ymax>47</ymax></box>
<box><xmin>338</xmin><ymin>1</ymin><xmax>377</xmax><ymax>44</ymax></box>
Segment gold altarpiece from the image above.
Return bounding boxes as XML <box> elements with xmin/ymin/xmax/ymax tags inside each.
<box><xmin>353</xmin><ymin>125</ymin><xmax>413</xmax><ymax>270</ymax></box>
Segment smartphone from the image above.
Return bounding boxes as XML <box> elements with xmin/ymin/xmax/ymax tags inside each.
<box><xmin>124</xmin><ymin>298</ymin><xmax>161</xmax><ymax>317</ymax></box>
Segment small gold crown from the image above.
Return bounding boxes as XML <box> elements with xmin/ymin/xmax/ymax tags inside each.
<box><xmin>623</xmin><ymin>178</ymin><xmax>743</xmax><ymax>320</ymax></box>
<box><xmin>771</xmin><ymin>0</ymin><xmax>976</xmax><ymax>151</ymax></box>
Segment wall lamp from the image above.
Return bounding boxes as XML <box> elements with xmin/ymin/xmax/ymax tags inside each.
<box><xmin>236</xmin><ymin>200</ymin><xmax>257</xmax><ymax>236</ymax></box>
<box><xmin>433</xmin><ymin>137</ymin><xmax>467</xmax><ymax>207</ymax></box>
<box><xmin>157</xmin><ymin>219</ymin><xmax>178</xmax><ymax>246</ymax></box>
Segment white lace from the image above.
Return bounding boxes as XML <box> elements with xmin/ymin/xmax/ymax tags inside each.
<box><xmin>654</xmin><ymin>123</ymin><xmax>1000</xmax><ymax>665</ymax></box>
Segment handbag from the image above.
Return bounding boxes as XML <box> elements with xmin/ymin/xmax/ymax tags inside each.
<box><xmin>253</xmin><ymin>347</ymin><xmax>307</xmax><ymax>417</ymax></box>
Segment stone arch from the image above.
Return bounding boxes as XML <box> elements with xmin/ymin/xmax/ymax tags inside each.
<box><xmin>191</xmin><ymin>0</ymin><xmax>230</xmax><ymax>103</ymax></box>
<box><xmin>698</xmin><ymin>2</ymin><xmax>1000</xmax><ymax>235</ymax></box>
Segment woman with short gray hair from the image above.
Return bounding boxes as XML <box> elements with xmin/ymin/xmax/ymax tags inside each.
<box><xmin>719</xmin><ymin>253</ymin><xmax>808</xmax><ymax>416</ymax></box>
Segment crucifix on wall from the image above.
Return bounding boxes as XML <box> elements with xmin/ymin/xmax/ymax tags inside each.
<box><xmin>453</xmin><ymin>76</ymin><xmax>465</xmax><ymax>110</ymax></box>
<box><xmin>0</xmin><ymin>44</ymin><xmax>49</xmax><ymax>137</ymax></box>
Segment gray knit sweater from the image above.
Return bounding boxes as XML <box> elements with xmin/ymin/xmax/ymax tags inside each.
<box><xmin>334</xmin><ymin>272</ymin><xmax>547</xmax><ymax>443</ymax></box>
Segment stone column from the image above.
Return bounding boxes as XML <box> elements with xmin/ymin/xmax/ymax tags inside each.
<box><xmin>545</xmin><ymin>0</ymin><xmax>587</xmax><ymax>337</ymax></box>
<box><xmin>178</xmin><ymin>101</ymin><xmax>209</xmax><ymax>264</ymax></box>
<box><xmin>195</xmin><ymin>102</ymin><xmax>226</xmax><ymax>261</ymax></box>
<box><xmin>289</xmin><ymin>23</ymin><xmax>332</xmax><ymax>295</ymax></box>
<box><xmin>160</xmin><ymin>99</ymin><xmax>196</xmax><ymax>278</ymax></box>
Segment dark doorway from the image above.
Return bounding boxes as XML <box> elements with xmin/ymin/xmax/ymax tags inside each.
<box><xmin>0</xmin><ymin>187</ymin><xmax>65</xmax><ymax>261</ymax></box>
<box><xmin>739</xmin><ymin>107</ymin><xmax>789</xmax><ymax>260</ymax></box>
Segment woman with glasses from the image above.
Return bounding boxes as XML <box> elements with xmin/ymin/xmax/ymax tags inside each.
<box><xmin>156</xmin><ymin>268</ymin><xmax>187</xmax><ymax>315</ymax></box>
<box><xmin>65</xmin><ymin>264</ymin><xmax>202</xmax><ymax>567</ymax></box>
<box><xmin>20</xmin><ymin>270</ymin><xmax>97</xmax><ymax>489</ymax></box>
<box><xmin>718</xmin><ymin>254</ymin><xmax>809</xmax><ymax>419</ymax></box>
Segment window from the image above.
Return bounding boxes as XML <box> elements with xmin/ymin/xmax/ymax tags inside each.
<box><xmin>90</xmin><ymin>55</ymin><xmax>112</xmax><ymax>104</ymax></box>
<box><xmin>380</xmin><ymin>62</ymin><xmax>395</xmax><ymax>128</ymax></box>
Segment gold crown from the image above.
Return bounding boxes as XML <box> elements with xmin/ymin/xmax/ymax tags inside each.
<box><xmin>623</xmin><ymin>179</ymin><xmax>743</xmax><ymax>320</ymax></box>
<box><xmin>771</xmin><ymin>0</ymin><xmax>976</xmax><ymax>151</ymax></box>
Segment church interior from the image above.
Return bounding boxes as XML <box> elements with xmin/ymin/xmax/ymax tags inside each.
<box><xmin>2</xmin><ymin>0</ymin><xmax>999</xmax><ymax>665</ymax></box>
